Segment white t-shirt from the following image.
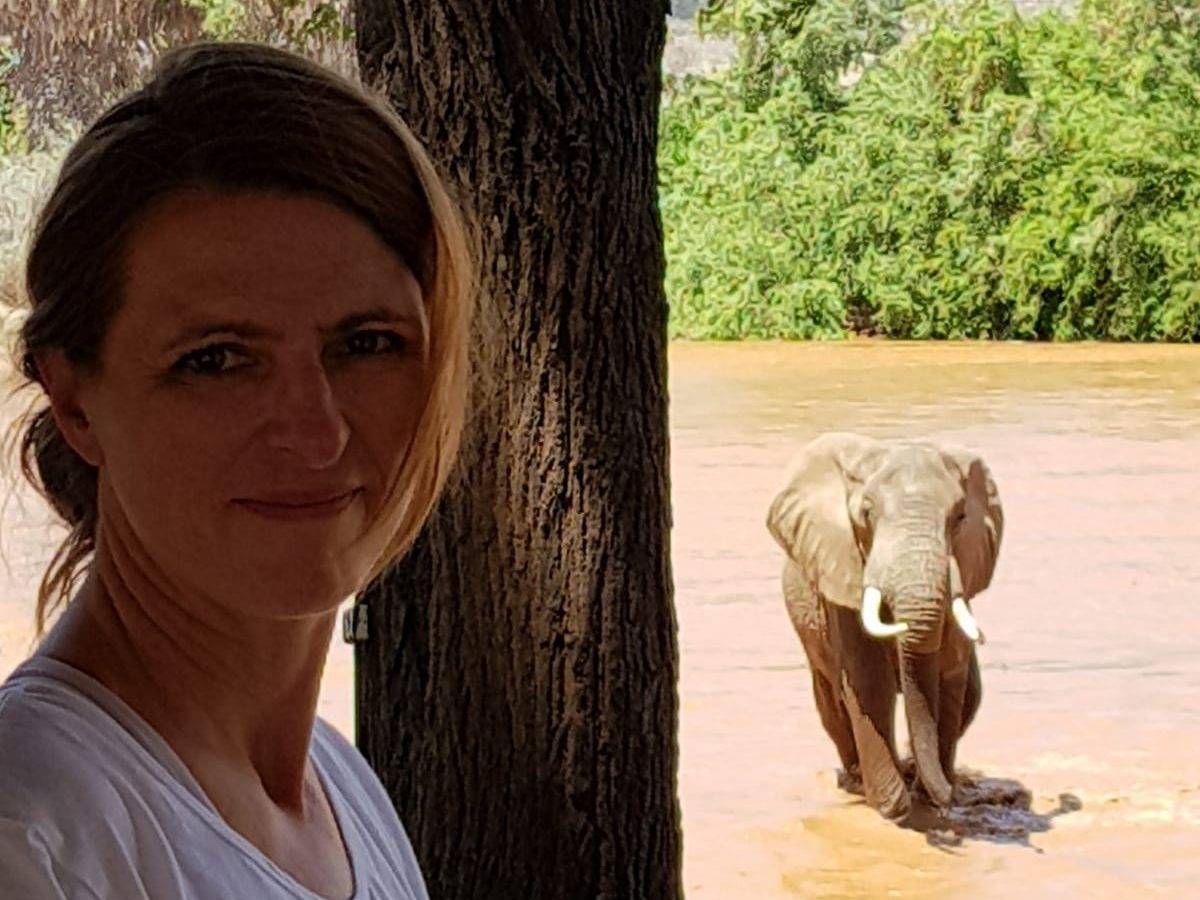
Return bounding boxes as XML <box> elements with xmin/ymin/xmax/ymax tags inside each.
<box><xmin>0</xmin><ymin>657</ymin><xmax>429</xmax><ymax>900</ymax></box>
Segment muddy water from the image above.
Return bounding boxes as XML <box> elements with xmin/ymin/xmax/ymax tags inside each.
<box><xmin>671</xmin><ymin>341</ymin><xmax>1200</xmax><ymax>899</ymax></box>
<box><xmin>2</xmin><ymin>341</ymin><xmax>1199</xmax><ymax>898</ymax></box>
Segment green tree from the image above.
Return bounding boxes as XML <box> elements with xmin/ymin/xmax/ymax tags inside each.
<box><xmin>660</xmin><ymin>0</ymin><xmax>1200</xmax><ymax>341</ymax></box>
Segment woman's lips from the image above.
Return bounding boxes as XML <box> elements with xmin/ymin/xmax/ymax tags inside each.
<box><xmin>234</xmin><ymin>488</ymin><xmax>362</xmax><ymax>520</ymax></box>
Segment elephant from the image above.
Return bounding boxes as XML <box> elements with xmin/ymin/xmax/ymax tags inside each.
<box><xmin>766</xmin><ymin>432</ymin><xmax>1003</xmax><ymax>824</ymax></box>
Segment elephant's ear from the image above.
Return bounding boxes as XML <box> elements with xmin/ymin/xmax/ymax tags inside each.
<box><xmin>766</xmin><ymin>433</ymin><xmax>883</xmax><ymax>611</ymax></box>
<box><xmin>943</xmin><ymin>447</ymin><xmax>1004</xmax><ymax>599</ymax></box>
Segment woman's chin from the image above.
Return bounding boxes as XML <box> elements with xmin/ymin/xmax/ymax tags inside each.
<box><xmin>181</xmin><ymin>523</ymin><xmax>380</xmax><ymax>620</ymax></box>
<box><xmin>211</xmin><ymin>559</ymin><xmax>367</xmax><ymax>622</ymax></box>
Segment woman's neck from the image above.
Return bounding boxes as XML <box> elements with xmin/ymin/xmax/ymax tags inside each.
<box><xmin>37</xmin><ymin>547</ymin><xmax>337</xmax><ymax>813</ymax></box>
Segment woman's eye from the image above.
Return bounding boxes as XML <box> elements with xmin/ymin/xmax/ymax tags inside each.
<box><xmin>343</xmin><ymin>330</ymin><xmax>405</xmax><ymax>356</ymax></box>
<box><xmin>171</xmin><ymin>345</ymin><xmax>244</xmax><ymax>376</ymax></box>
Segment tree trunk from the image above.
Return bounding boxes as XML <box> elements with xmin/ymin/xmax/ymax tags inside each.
<box><xmin>352</xmin><ymin>3</ymin><xmax>680</xmax><ymax>899</ymax></box>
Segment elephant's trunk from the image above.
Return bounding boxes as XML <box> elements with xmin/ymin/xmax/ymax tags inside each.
<box><xmin>897</xmin><ymin>641</ymin><xmax>954</xmax><ymax>808</ymax></box>
<box><xmin>890</xmin><ymin>554</ymin><xmax>955</xmax><ymax>809</ymax></box>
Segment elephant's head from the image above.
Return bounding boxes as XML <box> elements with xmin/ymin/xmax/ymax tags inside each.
<box><xmin>766</xmin><ymin>432</ymin><xmax>1003</xmax><ymax>807</ymax></box>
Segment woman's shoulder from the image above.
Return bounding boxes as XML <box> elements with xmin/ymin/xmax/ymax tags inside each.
<box><xmin>0</xmin><ymin>660</ymin><xmax>184</xmax><ymax>897</ymax></box>
<box><xmin>1</xmin><ymin>660</ymin><xmax>148</xmax><ymax>809</ymax></box>
<box><xmin>0</xmin><ymin>658</ymin><xmax>129</xmax><ymax>780</ymax></box>
<box><xmin>0</xmin><ymin>657</ymin><xmax>200</xmax><ymax>831</ymax></box>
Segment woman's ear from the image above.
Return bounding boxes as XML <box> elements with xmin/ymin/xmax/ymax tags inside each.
<box><xmin>35</xmin><ymin>350</ymin><xmax>104</xmax><ymax>468</ymax></box>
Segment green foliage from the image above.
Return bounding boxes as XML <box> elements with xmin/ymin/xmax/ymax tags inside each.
<box><xmin>0</xmin><ymin>48</ymin><xmax>27</xmax><ymax>155</ymax></box>
<box><xmin>184</xmin><ymin>0</ymin><xmax>354</xmax><ymax>47</ymax></box>
<box><xmin>184</xmin><ymin>0</ymin><xmax>249</xmax><ymax>39</ymax></box>
<box><xmin>698</xmin><ymin>0</ymin><xmax>908</xmax><ymax>114</ymax></box>
<box><xmin>661</xmin><ymin>0</ymin><xmax>1200</xmax><ymax>340</ymax></box>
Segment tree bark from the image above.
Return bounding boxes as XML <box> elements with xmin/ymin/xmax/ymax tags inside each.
<box><xmin>352</xmin><ymin>3</ymin><xmax>680</xmax><ymax>899</ymax></box>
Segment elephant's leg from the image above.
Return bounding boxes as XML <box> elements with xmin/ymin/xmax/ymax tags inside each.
<box><xmin>960</xmin><ymin>648</ymin><xmax>982</xmax><ymax>736</ymax></box>
<box><xmin>811</xmin><ymin>669</ymin><xmax>858</xmax><ymax>775</ymax></box>
<box><xmin>828</xmin><ymin>604</ymin><xmax>908</xmax><ymax>821</ymax></box>
<box><xmin>935</xmin><ymin>672</ymin><xmax>967</xmax><ymax>791</ymax></box>
<box><xmin>785</xmin><ymin>566</ymin><xmax>860</xmax><ymax>778</ymax></box>
<box><xmin>935</xmin><ymin>643</ymin><xmax>977</xmax><ymax>793</ymax></box>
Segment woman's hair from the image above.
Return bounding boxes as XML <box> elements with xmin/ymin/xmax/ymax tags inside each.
<box><xmin>12</xmin><ymin>41</ymin><xmax>475</xmax><ymax>634</ymax></box>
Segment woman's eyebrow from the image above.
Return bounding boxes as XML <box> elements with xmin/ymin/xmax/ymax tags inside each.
<box><xmin>163</xmin><ymin>320</ymin><xmax>279</xmax><ymax>354</ymax></box>
<box><xmin>323</xmin><ymin>307</ymin><xmax>425</xmax><ymax>335</ymax></box>
<box><xmin>161</xmin><ymin>308</ymin><xmax>424</xmax><ymax>354</ymax></box>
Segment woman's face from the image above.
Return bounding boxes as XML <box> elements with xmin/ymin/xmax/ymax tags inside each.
<box><xmin>62</xmin><ymin>188</ymin><xmax>430</xmax><ymax>620</ymax></box>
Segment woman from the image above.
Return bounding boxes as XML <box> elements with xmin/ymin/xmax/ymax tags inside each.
<box><xmin>0</xmin><ymin>42</ymin><xmax>472</xmax><ymax>899</ymax></box>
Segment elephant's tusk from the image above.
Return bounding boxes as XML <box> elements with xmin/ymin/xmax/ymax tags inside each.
<box><xmin>860</xmin><ymin>586</ymin><xmax>908</xmax><ymax>639</ymax></box>
<box><xmin>951</xmin><ymin>596</ymin><xmax>983</xmax><ymax>643</ymax></box>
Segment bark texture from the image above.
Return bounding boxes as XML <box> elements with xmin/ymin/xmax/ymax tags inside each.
<box><xmin>353</xmin><ymin>3</ymin><xmax>680</xmax><ymax>898</ymax></box>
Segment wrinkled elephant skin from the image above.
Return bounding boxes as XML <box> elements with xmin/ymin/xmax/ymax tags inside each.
<box><xmin>768</xmin><ymin>432</ymin><xmax>1003</xmax><ymax>825</ymax></box>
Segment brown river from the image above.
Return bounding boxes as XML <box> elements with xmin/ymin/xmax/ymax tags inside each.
<box><xmin>2</xmin><ymin>341</ymin><xmax>1198</xmax><ymax>898</ymax></box>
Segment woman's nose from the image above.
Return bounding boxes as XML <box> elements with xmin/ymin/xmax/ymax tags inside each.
<box><xmin>265</xmin><ymin>362</ymin><xmax>350</xmax><ymax>468</ymax></box>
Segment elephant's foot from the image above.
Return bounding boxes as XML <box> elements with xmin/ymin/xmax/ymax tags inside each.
<box><xmin>834</xmin><ymin>764</ymin><xmax>909</xmax><ymax>816</ymax></box>
<box><xmin>899</xmin><ymin>756</ymin><xmax>956</xmax><ymax>806</ymax></box>
<box><xmin>912</xmin><ymin>772</ymin><xmax>960</xmax><ymax>810</ymax></box>
<box><xmin>877</xmin><ymin>791</ymin><xmax>911</xmax><ymax>824</ymax></box>
<box><xmin>836</xmin><ymin>765</ymin><xmax>864</xmax><ymax>796</ymax></box>
<box><xmin>897</xmin><ymin>794</ymin><xmax>952</xmax><ymax>835</ymax></box>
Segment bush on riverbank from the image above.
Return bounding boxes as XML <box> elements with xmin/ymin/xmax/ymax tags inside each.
<box><xmin>661</xmin><ymin>0</ymin><xmax>1200</xmax><ymax>341</ymax></box>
